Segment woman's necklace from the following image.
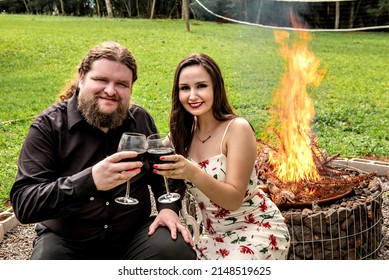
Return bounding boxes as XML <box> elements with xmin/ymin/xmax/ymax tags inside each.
<box><xmin>195</xmin><ymin>122</ymin><xmax>219</xmax><ymax>144</ymax></box>
<box><xmin>195</xmin><ymin>130</ymin><xmax>212</xmax><ymax>143</ymax></box>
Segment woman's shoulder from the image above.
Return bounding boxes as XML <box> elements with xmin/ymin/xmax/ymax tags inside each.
<box><xmin>226</xmin><ymin>117</ymin><xmax>254</xmax><ymax>132</ymax></box>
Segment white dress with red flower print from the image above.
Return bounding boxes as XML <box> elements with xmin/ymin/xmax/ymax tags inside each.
<box><xmin>186</xmin><ymin>120</ymin><xmax>290</xmax><ymax>260</ymax></box>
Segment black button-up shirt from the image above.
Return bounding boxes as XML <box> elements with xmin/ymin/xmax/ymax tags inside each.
<box><xmin>10</xmin><ymin>93</ymin><xmax>180</xmax><ymax>245</ymax></box>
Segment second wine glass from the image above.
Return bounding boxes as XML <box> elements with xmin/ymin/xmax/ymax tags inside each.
<box><xmin>115</xmin><ymin>132</ymin><xmax>147</xmax><ymax>205</ymax></box>
<box><xmin>147</xmin><ymin>132</ymin><xmax>181</xmax><ymax>203</ymax></box>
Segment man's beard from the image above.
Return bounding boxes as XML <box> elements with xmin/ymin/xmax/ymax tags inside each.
<box><xmin>77</xmin><ymin>94</ymin><xmax>129</xmax><ymax>129</ymax></box>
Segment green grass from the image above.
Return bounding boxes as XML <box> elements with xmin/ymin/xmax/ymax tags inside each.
<box><xmin>0</xmin><ymin>15</ymin><xmax>388</xmax><ymax>210</ymax></box>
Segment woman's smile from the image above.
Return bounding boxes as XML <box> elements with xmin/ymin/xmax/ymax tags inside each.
<box><xmin>188</xmin><ymin>102</ymin><xmax>203</xmax><ymax>109</ymax></box>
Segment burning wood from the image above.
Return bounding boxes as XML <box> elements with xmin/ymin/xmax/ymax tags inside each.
<box><xmin>257</xmin><ymin>27</ymin><xmax>376</xmax><ymax>206</ymax></box>
<box><xmin>257</xmin><ymin>140</ymin><xmax>376</xmax><ymax>205</ymax></box>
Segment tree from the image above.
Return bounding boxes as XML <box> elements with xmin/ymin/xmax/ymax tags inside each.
<box><xmin>182</xmin><ymin>0</ymin><xmax>190</xmax><ymax>31</ymax></box>
<box><xmin>22</xmin><ymin>0</ymin><xmax>30</xmax><ymax>13</ymax></box>
<box><xmin>122</xmin><ymin>0</ymin><xmax>131</xmax><ymax>17</ymax></box>
<box><xmin>96</xmin><ymin>0</ymin><xmax>101</xmax><ymax>17</ymax></box>
<box><xmin>59</xmin><ymin>0</ymin><xmax>65</xmax><ymax>15</ymax></box>
<box><xmin>335</xmin><ymin>1</ymin><xmax>340</xmax><ymax>29</ymax></box>
<box><xmin>368</xmin><ymin>0</ymin><xmax>389</xmax><ymax>21</ymax></box>
<box><xmin>105</xmin><ymin>0</ymin><xmax>113</xmax><ymax>17</ymax></box>
<box><xmin>256</xmin><ymin>0</ymin><xmax>264</xmax><ymax>23</ymax></box>
<box><xmin>150</xmin><ymin>0</ymin><xmax>156</xmax><ymax>18</ymax></box>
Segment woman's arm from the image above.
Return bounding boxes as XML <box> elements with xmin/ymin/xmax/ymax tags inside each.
<box><xmin>155</xmin><ymin>118</ymin><xmax>257</xmax><ymax>211</ymax></box>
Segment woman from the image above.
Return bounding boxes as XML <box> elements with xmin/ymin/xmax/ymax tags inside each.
<box><xmin>153</xmin><ymin>53</ymin><xmax>290</xmax><ymax>260</ymax></box>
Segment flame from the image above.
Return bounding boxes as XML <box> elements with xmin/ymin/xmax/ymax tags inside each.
<box><xmin>263</xmin><ymin>29</ymin><xmax>325</xmax><ymax>183</ymax></box>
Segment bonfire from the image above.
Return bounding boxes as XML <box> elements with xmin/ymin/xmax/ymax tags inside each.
<box><xmin>257</xmin><ymin>28</ymin><xmax>375</xmax><ymax>206</ymax></box>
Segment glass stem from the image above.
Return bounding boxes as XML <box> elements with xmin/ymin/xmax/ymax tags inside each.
<box><xmin>125</xmin><ymin>180</ymin><xmax>131</xmax><ymax>198</ymax></box>
<box><xmin>163</xmin><ymin>176</ymin><xmax>171</xmax><ymax>197</ymax></box>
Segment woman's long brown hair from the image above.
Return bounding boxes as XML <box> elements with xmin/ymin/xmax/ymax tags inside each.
<box><xmin>169</xmin><ymin>53</ymin><xmax>237</xmax><ymax>158</ymax></box>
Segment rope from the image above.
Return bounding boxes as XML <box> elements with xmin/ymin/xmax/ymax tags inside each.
<box><xmin>194</xmin><ymin>0</ymin><xmax>389</xmax><ymax>32</ymax></box>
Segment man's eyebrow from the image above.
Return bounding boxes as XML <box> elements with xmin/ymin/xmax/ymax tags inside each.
<box><xmin>91</xmin><ymin>74</ymin><xmax>106</xmax><ymax>79</ymax></box>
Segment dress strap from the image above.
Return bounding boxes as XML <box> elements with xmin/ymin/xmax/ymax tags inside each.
<box><xmin>219</xmin><ymin>118</ymin><xmax>237</xmax><ymax>154</ymax></box>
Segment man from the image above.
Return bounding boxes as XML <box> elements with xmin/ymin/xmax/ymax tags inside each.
<box><xmin>10</xmin><ymin>41</ymin><xmax>196</xmax><ymax>260</ymax></box>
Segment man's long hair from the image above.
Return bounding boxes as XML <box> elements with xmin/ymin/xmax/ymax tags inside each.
<box><xmin>57</xmin><ymin>41</ymin><xmax>138</xmax><ymax>102</ymax></box>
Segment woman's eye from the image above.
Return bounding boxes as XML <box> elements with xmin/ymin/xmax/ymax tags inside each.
<box><xmin>198</xmin><ymin>84</ymin><xmax>207</xmax><ymax>89</ymax></box>
<box><xmin>180</xmin><ymin>86</ymin><xmax>189</xmax><ymax>91</ymax></box>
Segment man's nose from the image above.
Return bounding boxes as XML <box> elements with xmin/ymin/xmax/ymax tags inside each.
<box><xmin>105</xmin><ymin>83</ymin><xmax>116</xmax><ymax>96</ymax></box>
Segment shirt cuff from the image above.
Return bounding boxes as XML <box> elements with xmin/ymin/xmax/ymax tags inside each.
<box><xmin>157</xmin><ymin>200</ymin><xmax>181</xmax><ymax>214</ymax></box>
<box><xmin>69</xmin><ymin>167</ymin><xmax>97</xmax><ymax>200</ymax></box>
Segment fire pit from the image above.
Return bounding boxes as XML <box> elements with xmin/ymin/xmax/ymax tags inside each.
<box><xmin>256</xmin><ymin>145</ymin><xmax>384</xmax><ymax>259</ymax></box>
<box><xmin>254</xmin><ymin>26</ymin><xmax>385</xmax><ymax>259</ymax></box>
<box><xmin>258</xmin><ymin>163</ymin><xmax>384</xmax><ymax>260</ymax></box>
<box><xmin>281</xmin><ymin>175</ymin><xmax>383</xmax><ymax>260</ymax></box>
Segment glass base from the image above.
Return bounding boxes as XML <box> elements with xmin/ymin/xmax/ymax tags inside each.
<box><xmin>115</xmin><ymin>196</ymin><xmax>139</xmax><ymax>205</ymax></box>
<box><xmin>158</xmin><ymin>193</ymin><xmax>181</xmax><ymax>203</ymax></box>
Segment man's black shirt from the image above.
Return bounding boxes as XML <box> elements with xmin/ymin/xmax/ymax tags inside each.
<box><xmin>10</xmin><ymin>94</ymin><xmax>179</xmax><ymax>244</ymax></box>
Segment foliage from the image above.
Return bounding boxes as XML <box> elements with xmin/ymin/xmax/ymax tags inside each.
<box><xmin>0</xmin><ymin>15</ymin><xmax>388</xmax><ymax>210</ymax></box>
<box><xmin>368</xmin><ymin>0</ymin><xmax>389</xmax><ymax>17</ymax></box>
<box><xmin>0</xmin><ymin>0</ymin><xmax>388</xmax><ymax>28</ymax></box>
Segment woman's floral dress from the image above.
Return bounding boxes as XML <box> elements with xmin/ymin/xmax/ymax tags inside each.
<box><xmin>186</xmin><ymin>121</ymin><xmax>290</xmax><ymax>260</ymax></box>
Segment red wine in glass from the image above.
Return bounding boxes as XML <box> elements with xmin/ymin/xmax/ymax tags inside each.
<box><xmin>119</xmin><ymin>149</ymin><xmax>147</xmax><ymax>163</ymax></box>
<box><xmin>147</xmin><ymin>133</ymin><xmax>180</xmax><ymax>203</ymax></box>
<box><xmin>115</xmin><ymin>132</ymin><xmax>147</xmax><ymax>205</ymax></box>
<box><xmin>147</xmin><ymin>147</ymin><xmax>174</xmax><ymax>165</ymax></box>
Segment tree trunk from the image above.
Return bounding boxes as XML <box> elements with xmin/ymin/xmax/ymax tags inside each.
<box><xmin>135</xmin><ymin>0</ymin><xmax>140</xmax><ymax>17</ymax></box>
<box><xmin>182</xmin><ymin>0</ymin><xmax>190</xmax><ymax>32</ymax></box>
<box><xmin>59</xmin><ymin>0</ymin><xmax>65</xmax><ymax>15</ymax></box>
<box><xmin>256</xmin><ymin>0</ymin><xmax>263</xmax><ymax>24</ymax></box>
<box><xmin>96</xmin><ymin>0</ymin><xmax>101</xmax><ymax>17</ymax></box>
<box><xmin>335</xmin><ymin>1</ymin><xmax>340</xmax><ymax>29</ymax></box>
<box><xmin>349</xmin><ymin>1</ymin><xmax>355</xmax><ymax>28</ymax></box>
<box><xmin>122</xmin><ymin>0</ymin><xmax>131</xmax><ymax>17</ymax></box>
<box><xmin>243</xmin><ymin>0</ymin><xmax>248</xmax><ymax>22</ymax></box>
<box><xmin>105</xmin><ymin>0</ymin><xmax>113</xmax><ymax>17</ymax></box>
<box><xmin>22</xmin><ymin>0</ymin><xmax>30</xmax><ymax>14</ymax></box>
<box><xmin>150</xmin><ymin>0</ymin><xmax>157</xmax><ymax>19</ymax></box>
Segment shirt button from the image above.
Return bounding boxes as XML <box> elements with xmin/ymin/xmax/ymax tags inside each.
<box><xmin>90</xmin><ymin>197</ymin><xmax>95</xmax><ymax>201</ymax></box>
<box><xmin>105</xmin><ymin>201</ymin><xmax>109</xmax><ymax>206</ymax></box>
<box><xmin>104</xmin><ymin>225</ymin><xmax>108</xmax><ymax>229</ymax></box>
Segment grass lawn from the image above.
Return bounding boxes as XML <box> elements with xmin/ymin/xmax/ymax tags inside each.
<box><xmin>0</xmin><ymin>15</ymin><xmax>388</xmax><ymax>210</ymax></box>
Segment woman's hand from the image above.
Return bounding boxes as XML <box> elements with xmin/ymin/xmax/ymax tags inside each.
<box><xmin>152</xmin><ymin>154</ymin><xmax>197</xmax><ymax>181</ymax></box>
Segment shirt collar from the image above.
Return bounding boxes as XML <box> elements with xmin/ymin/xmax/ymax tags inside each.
<box><xmin>67</xmin><ymin>93</ymin><xmax>84</xmax><ymax>130</ymax></box>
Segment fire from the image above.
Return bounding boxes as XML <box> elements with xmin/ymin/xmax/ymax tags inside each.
<box><xmin>262</xmin><ymin>29</ymin><xmax>326</xmax><ymax>183</ymax></box>
<box><xmin>257</xmin><ymin>26</ymin><xmax>375</xmax><ymax>205</ymax></box>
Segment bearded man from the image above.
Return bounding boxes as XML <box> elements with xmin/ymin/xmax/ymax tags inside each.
<box><xmin>10</xmin><ymin>41</ymin><xmax>196</xmax><ymax>260</ymax></box>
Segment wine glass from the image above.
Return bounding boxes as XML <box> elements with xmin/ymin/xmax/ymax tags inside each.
<box><xmin>147</xmin><ymin>132</ymin><xmax>181</xmax><ymax>203</ymax></box>
<box><xmin>115</xmin><ymin>132</ymin><xmax>147</xmax><ymax>205</ymax></box>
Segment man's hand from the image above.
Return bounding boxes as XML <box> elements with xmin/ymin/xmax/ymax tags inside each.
<box><xmin>92</xmin><ymin>151</ymin><xmax>143</xmax><ymax>191</ymax></box>
<box><xmin>148</xmin><ymin>208</ymin><xmax>194</xmax><ymax>247</ymax></box>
